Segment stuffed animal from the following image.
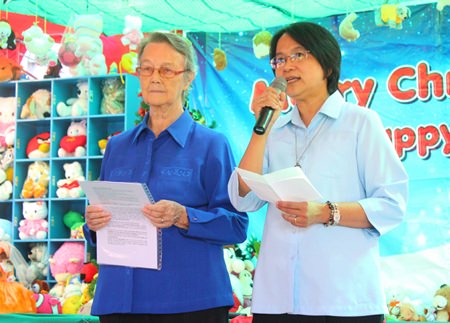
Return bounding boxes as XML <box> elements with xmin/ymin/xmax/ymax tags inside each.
<box><xmin>58</xmin><ymin>120</ymin><xmax>87</xmax><ymax>157</ymax></box>
<box><xmin>0</xmin><ymin>241</ymin><xmax>37</xmax><ymax>313</ymax></box>
<box><xmin>80</xmin><ymin>261</ymin><xmax>98</xmax><ymax>284</ymax></box>
<box><xmin>31</xmin><ymin>279</ymin><xmax>49</xmax><ymax>294</ymax></box>
<box><xmin>0</xmin><ymin>168</ymin><xmax>12</xmax><ymax>201</ymax></box>
<box><xmin>121</xmin><ymin>15</ymin><xmax>144</xmax><ymax>50</ymax></box>
<box><xmin>239</xmin><ymin>269</ymin><xmax>253</xmax><ymax>309</ymax></box>
<box><xmin>26</xmin><ymin>132</ymin><xmax>51</xmax><ymax>159</ymax></box>
<box><xmin>63</xmin><ymin>210</ymin><xmax>85</xmax><ymax>239</ymax></box>
<box><xmin>0</xmin><ymin>57</ymin><xmax>21</xmax><ymax>82</ymax></box>
<box><xmin>98</xmin><ymin>131</ymin><xmax>121</xmax><ymax>155</ymax></box>
<box><xmin>20</xmin><ymin>89</ymin><xmax>51</xmax><ymax>119</ymax></box>
<box><xmin>0</xmin><ymin>147</ymin><xmax>14</xmax><ymax>182</ymax></box>
<box><xmin>433</xmin><ymin>284</ymin><xmax>450</xmax><ymax>321</ymax></box>
<box><xmin>56</xmin><ymin>82</ymin><xmax>89</xmax><ymax>117</ymax></box>
<box><xmin>339</xmin><ymin>12</ymin><xmax>360</xmax><ymax>42</ymax></box>
<box><xmin>73</xmin><ymin>14</ymin><xmax>103</xmax><ymax>59</ymax></box>
<box><xmin>18</xmin><ymin>201</ymin><xmax>48</xmax><ymax>240</ymax></box>
<box><xmin>0</xmin><ymin>219</ymin><xmax>12</xmax><ymax>242</ymax></box>
<box><xmin>22</xmin><ymin>24</ymin><xmax>57</xmax><ymax>66</ymax></box>
<box><xmin>375</xmin><ymin>4</ymin><xmax>411</xmax><ymax>29</ymax></box>
<box><xmin>398</xmin><ymin>302</ymin><xmax>427</xmax><ymax>321</ymax></box>
<box><xmin>213</xmin><ymin>48</ymin><xmax>227</xmax><ymax>71</ymax></box>
<box><xmin>25</xmin><ymin>243</ymin><xmax>49</xmax><ymax>286</ymax></box>
<box><xmin>252</xmin><ymin>30</ymin><xmax>272</xmax><ymax>58</ymax></box>
<box><xmin>49</xmin><ymin>241</ymin><xmax>85</xmax><ymax>298</ymax></box>
<box><xmin>437</xmin><ymin>0</ymin><xmax>450</xmax><ymax>11</ymax></box>
<box><xmin>100</xmin><ymin>78</ymin><xmax>125</xmax><ymax>114</ymax></box>
<box><xmin>0</xmin><ymin>97</ymin><xmax>17</xmax><ymax>149</ymax></box>
<box><xmin>20</xmin><ymin>161</ymin><xmax>50</xmax><ymax>199</ymax></box>
<box><xmin>0</xmin><ymin>20</ymin><xmax>16</xmax><ymax>50</ymax></box>
<box><xmin>33</xmin><ymin>292</ymin><xmax>62</xmax><ymax>314</ymax></box>
<box><xmin>58</xmin><ymin>34</ymin><xmax>81</xmax><ymax>68</ymax></box>
<box><xmin>56</xmin><ymin>161</ymin><xmax>85</xmax><ymax>198</ymax></box>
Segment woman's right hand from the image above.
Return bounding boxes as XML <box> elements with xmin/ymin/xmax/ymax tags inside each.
<box><xmin>251</xmin><ymin>86</ymin><xmax>286</xmax><ymax>131</ymax></box>
<box><xmin>85</xmin><ymin>205</ymin><xmax>111</xmax><ymax>231</ymax></box>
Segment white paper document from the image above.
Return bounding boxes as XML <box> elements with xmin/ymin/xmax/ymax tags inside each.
<box><xmin>237</xmin><ymin>167</ymin><xmax>323</xmax><ymax>203</ymax></box>
<box><xmin>80</xmin><ymin>181</ymin><xmax>161</xmax><ymax>270</ymax></box>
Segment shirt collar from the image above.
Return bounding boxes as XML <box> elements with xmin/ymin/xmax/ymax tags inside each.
<box><xmin>132</xmin><ymin>109</ymin><xmax>194</xmax><ymax>147</ymax></box>
<box><xmin>274</xmin><ymin>90</ymin><xmax>344</xmax><ymax>128</ymax></box>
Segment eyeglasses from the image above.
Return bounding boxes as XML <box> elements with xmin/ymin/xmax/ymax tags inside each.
<box><xmin>270</xmin><ymin>50</ymin><xmax>310</xmax><ymax>69</ymax></box>
<box><xmin>136</xmin><ymin>66</ymin><xmax>188</xmax><ymax>78</ymax></box>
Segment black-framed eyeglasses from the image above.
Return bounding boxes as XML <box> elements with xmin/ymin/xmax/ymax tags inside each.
<box><xmin>136</xmin><ymin>66</ymin><xmax>188</xmax><ymax>79</ymax></box>
<box><xmin>270</xmin><ymin>50</ymin><xmax>310</xmax><ymax>69</ymax></box>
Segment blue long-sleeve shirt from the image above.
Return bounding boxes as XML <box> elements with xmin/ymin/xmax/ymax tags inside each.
<box><xmin>84</xmin><ymin>110</ymin><xmax>248</xmax><ymax>315</ymax></box>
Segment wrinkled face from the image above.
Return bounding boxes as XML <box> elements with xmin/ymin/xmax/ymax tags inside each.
<box><xmin>138</xmin><ymin>42</ymin><xmax>193</xmax><ymax>109</ymax></box>
<box><xmin>273</xmin><ymin>33</ymin><xmax>327</xmax><ymax>101</ymax></box>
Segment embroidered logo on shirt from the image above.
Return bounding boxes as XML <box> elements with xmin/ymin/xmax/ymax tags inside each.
<box><xmin>160</xmin><ymin>167</ymin><xmax>193</xmax><ymax>180</ymax></box>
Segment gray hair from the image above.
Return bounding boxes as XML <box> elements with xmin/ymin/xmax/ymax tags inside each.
<box><xmin>138</xmin><ymin>32</ymin><xmax>198</xmax><ymax>103</ymax></box>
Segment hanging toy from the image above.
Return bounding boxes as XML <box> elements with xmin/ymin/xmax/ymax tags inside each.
<box><xmin>252</xmin><ymin>30</ymin><xmax>272</xmax><ymax>58</ymax></box>
<box><xmin>213</xmin><ymin>48</ymin><xmax>227</xmax><ymax>71</ymax></box>
<box><xmin>0</xmin><ymin>20</ymin><xmax>16</xmax><ymax>50</ymax></box>
<box><xmin>437</xmin><ymin>0</ymin><xmax>450</xmax><ymax>11</ymax></box>
<box><xmin>374</xmin><ymin>4</ymin><xmax>411</xmax><ymax>29</ymax></box>
<box><xmin>22</xmin><ymin>24</ymin><xmax>57</xmax><ymax>66</ymax></box>
<box><xmin>339</xmin><ymin>12</ymin><xmax>360</xmax><ymax>42</ymax></box>
<box><xmin>121</xmin><ymin>15</ymin><xmax>144</xmax><ymax>51</ymax></box>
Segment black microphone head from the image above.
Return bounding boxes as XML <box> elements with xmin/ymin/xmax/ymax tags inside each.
<box><xmin>270</xmin><ymin>77</ymin><xmax>287</xmax><ymax>93</ymax></box>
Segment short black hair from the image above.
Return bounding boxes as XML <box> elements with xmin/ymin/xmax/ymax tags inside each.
<box><xmin>270</xmin><ymin>22</ymin><xmax>341</xmax><ymax>95</ymax></box>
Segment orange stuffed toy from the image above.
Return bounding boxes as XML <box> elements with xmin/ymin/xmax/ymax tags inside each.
<box><xmin>0</xmin><ymin>57</ymin><xmax>21</xmax><ymax>82</ymax></box>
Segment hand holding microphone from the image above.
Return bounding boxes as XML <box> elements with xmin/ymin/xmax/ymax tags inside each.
<box><xmin>253</xmin><ymin>77</ymin><xmax>287</xmax><ymax>135</ymax></box>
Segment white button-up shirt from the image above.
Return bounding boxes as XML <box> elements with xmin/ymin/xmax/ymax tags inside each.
<box><xmin>228</xmin><ymin>91</ymin><xmax>408</xmax><ymax>316</ymax></box>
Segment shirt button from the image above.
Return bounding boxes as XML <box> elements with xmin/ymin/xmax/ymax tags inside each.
<box><xmin>192</xmin><ymin>217</ymin><xmax>198</xmax><ymax>221</ymax></box>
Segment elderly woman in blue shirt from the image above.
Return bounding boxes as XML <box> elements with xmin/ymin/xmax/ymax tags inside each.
<box><xmin>228</xmin><ymin>22</ymin><xmax>408</xmax><ymax>323</ymax></box>
<box><xmin>83</xmin><ymin>31</ymin><xmax>248</xmax><ymax>323</ymax></box>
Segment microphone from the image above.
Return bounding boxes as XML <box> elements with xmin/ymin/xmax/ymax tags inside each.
<box><xmin>253</xmin><ymin>77</ymin><xmax>287</xmax><ymax>135</ymax></box>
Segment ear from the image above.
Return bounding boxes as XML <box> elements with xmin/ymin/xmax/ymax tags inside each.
<box><xmin>183</xmin><ymin>71</ymin><xmax>195</xmax><ymax>91</ymax></box>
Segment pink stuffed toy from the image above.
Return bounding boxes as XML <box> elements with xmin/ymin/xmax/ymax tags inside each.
<box><xmin>121</xmin><ymin>15</ymin><xmax>143</xmax><ymax>50</ymax></box>
<box><xmin>49</xmin><ymin>242</ymin><xmax>85</xmax><ymax>298</ymax></box>
<box><xmin>33</xmin><ymin>293</ymin><xmax>62</xmax><ymax>314</ymax></box>
<box><xmin>0</xmin><ymin>97</ymin><xmax>17</xmax><ymax>149</ymax></box>
<box><xmin>18</xmin><ymin>201</ymin><xmax>48</xmax><ymax>240</ymax></box>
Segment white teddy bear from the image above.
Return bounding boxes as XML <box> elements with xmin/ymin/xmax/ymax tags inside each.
<box><xmin>56</xmin><ymin>82</ymin><xmax>89</xmax><ymax>117</ymax></box>
<box><xmin>0</xmin><ymin>168</ymin><xmax>12</xmax><ymax>201</ymax></box>
<box><xmin>58</xmin><ymin>120</ymin><xmax>87</xmax><ymax>157</ymax></box>
<box><xmin>18</xmin><ymin>201</ymin><xmax>48</xmax><ymax>240</ymax></box>
<box><xmin>56</xmin><ymin>161</ymin><xmax>85</xmax><ymax>198</ymax></box>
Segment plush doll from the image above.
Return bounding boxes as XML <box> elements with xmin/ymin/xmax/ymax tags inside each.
<box><xmin>213</xmin><ymin>48</ymin><xmax>227</xmax><ymax>71</ymax></box>
<box><xmin>80</xmin><ymin>261</ymin><xmax>98</xmax><ymax>284</ymax></box>
<box><xmin>49</xmin><ymin>241</ymin><xmax>85</xmax><ymax>298</ymax></box>
<box><xmin>252</xmin><ymin>30</ymin><xmax>272</xmax><ymax>58</ymax></box>
<box><xmin>56</xmin><ymin>161</ymin><xmax>85</xmax><ymax>198</ymax></box>
<box><xmin>0</xmin><ymin>219</ymin><xmax>12</xmax><ymax>242</ymax></box>
<box><xmin>0</xmin><ymin>57</ymin><xmax>21</xmax><ymax>82</ymax></box>
<box><xmin>20</xmin><ymin>161</ymin><xmax>50</xmax><ymax>199</ymax></box>
<box><xmin>25</xmin><ymin>243</ymin><xmax>49</xmax><ymax>286</ymax></box>
<box><xmin>398</xmin><ymin>302</ymin><xmax>427</xmax><ymax>321</ymax></box>
<box><xmin>339</xmin><ymin>12</ymin><xmax>360</xmax><ymax>42</ymax></box>
<box><xmin>20</xmin><ymin>89</ymin><xmax>51</xmax><ymax>119</ymax></box>
<box><xmin>18</xmin><ymin>201</ymin><xmax>48</xmax><ymax>240</ymax></box>
<box><xmin>56</xmin><ymin>82</ymin><xmax>89</xmax><ymax>117</ymax></box>
<box><xmin>375</xmin><ymin>4</ymin><xmax>411</xmax><ymax>29</ymax></box>
<box><xmin>0</xmin><ymin>241</ymin><xmax>37</xmax><ymax>314</ymax></box>
<box><xmin>433</xmin><ymin>284</ymin><xmax>450</xmax><ymax>321</ymax></box>
<box><xmin>0</xmin><ymin>97</ymin><xmax>17</xmax><ymax>149</ymax></box>
<box><xmin>101</xmin><ymin>78</ymin><xmax>125</xmax><ymax>114</ymax></box>
<box><xmin>0</xmin><ymin>168</ymin><xmax>12</xmax><ymax>201</ymax></box>
<box><xmin>98</xmin><ymin>131</ymin><xmax>121</xmax><ymax>155</ymax></box>
<box><xmin>0</xmin><ymin>20</ymin><xmax>16</xmax><ymax>50</ymax></box>
<box><xmin>63</xmin><ymin>210</ymin><xmax>85</xmax><ymax>239</ymax></box>
<box><xmin>58</xmin><ymin>35</ymin><xmax>82</xmax><ymax>68</ymax></box>
<box><xmin>26</xmin><ymin>132</ymin><xmax>51</xmax><ymax>159</ymax></box>
<box><xmin>33</xmin><ymin>291</ymin><xmax>62</xmax><ymax>314</ymax></box>
<box><xmin>73</xmin><ymin>14</ymin><xmax>103</xmax><ymax>59</ymax></box>
<box><xmin>239</xmin><ymin>269</ymin><xmax>253</xmax><ymax>309</ymax></box>
<box><xmin>0</xmin><ymin>147</ymin><xmax>14</xmax><ymax>182</ymax></box>
<box><xmin>22</xmin><ymin>24</ymin><xmax>57</xmax><ymax>66</ymax></box>
<box><xmin>58</xmin><ymin>120</ymin><xmax>87</xmax><ymax>157</ymax></box>
<box><xmin>121</xmin><ymin>15</ymin><xmax>144</xmax><ymax>50</ymax></box>
<box><xmin>437</xmin><ymin>0</ymin><xmax>450</xmax><ymax>11</ymax></box>
<box><xmin>31</xmin><ymin>279</ymin><xmax>49</xmax><ymax>294</ymax></box>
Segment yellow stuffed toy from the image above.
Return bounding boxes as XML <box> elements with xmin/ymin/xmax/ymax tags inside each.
<box><xmin>375</xmin><ymin>4</ymin><xmax>411</xmax><ymax>29</ymax></box>
<box><xmin>339</xmin><ymin>12</ymin><xmax>360</xmax><ymax>42</ymax></box>
<box><xmin>433</xmin><ymin>284</ymin><xmax>450</xmax><ymax>322</ymax></box>
<box><xmin>213</xmin><ymin>48</ymin><xmax>227</xmax><ymax>71</ymax></box>
<box><xmin>20</xmin><ymin>161</ymin><xmax>50</xmax><ymax>199</ymax></box>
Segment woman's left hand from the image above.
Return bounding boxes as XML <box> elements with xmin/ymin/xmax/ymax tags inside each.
<box><xmin>277</xmin><ymin>201</ymin><xmax>325</xmax><ymax>227</ymax></box>
<box><xmin>142</xmin><ymin>199</ymin><xmax>186</xmax><ymax>228</ymax></box>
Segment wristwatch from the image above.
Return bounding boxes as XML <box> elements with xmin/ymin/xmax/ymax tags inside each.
<box><xmin>325</xmin><ymin>201</ymin><xmax>340</xmax><ymax>226</ymax></box>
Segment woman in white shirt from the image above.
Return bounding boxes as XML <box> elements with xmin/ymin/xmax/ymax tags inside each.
<box><xmin>228</xmin><ymin>22</ymin><xmax>408</xmax><ymax>323</ymax></box>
